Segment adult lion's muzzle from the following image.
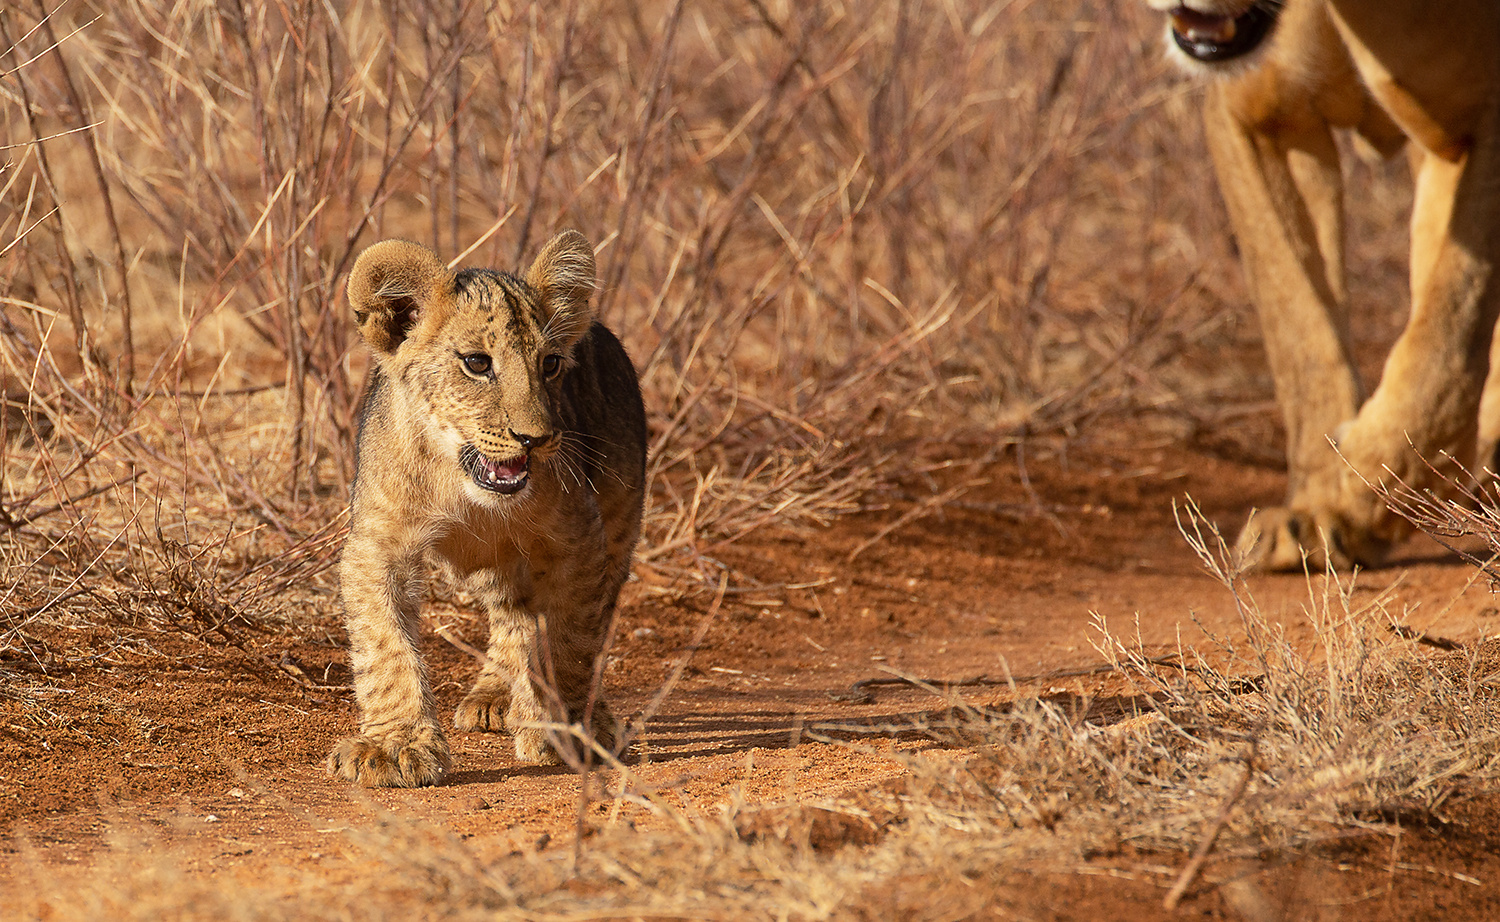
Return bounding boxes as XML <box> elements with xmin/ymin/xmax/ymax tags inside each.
<box><xmin>1166</xmin><ymin>2</ymin><xmax>1281</xmax><ymax>64</ymax></box>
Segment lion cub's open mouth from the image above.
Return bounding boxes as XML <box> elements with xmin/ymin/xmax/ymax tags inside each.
<box><xmin>1168</xmin><ymin>3</ymin><xmax>1279</xmax><ymax>63</ymax></box>
<box><xmin>460</xmin><ymin>445</ymin><xmax>530</xmax><ymax>495</ymax></box>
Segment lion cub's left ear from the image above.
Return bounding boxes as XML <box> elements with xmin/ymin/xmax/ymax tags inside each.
<box><xmin>525</xmin><ymin>230</ymin><xmax>597</xmax><ymax>343</ymax></box>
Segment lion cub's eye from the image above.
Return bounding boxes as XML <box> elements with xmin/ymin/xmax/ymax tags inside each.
<box><xmin>541</xmin><ymin>354</ymin><xmax>563</xmax><ymax>379</ymax></box>
<box><xmin>461</xmin><ymin>353</ymin><xmax>492</xmax><ymax>376</ymax></box>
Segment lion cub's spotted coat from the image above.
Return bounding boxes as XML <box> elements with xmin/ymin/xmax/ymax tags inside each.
<box><xmin>328</xmin><ymin>231</ymin><xmax>646</xmax><ymax>787</ymax></box>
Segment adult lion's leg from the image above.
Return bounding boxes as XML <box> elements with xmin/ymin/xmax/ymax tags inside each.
<box><xmin>1477</xmin><ymin>335</ymin><xmax>1500</xmax><ymax>475</ymax></box>
<box><xmin>1203</xmin><ymin>75</ymin><xmax>1369</xmax><ymax>569</ymax></box>
<box><xmin>1334</xmin><ymin>109</ymin><xmax>1500</xmax><ymax>549</ymax></box>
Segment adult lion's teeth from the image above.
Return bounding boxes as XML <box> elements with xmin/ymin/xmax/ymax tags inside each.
<box><xmin>1171</xmin><ymin>10</ymin><xmax>1237</xmax><ymax>44</ymax></box>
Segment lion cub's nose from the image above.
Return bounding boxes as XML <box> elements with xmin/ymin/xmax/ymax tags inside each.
<box><xmin>511</xmin><ymin>430</ymin><xmax>551</xmax><ymax>451</ymax></box>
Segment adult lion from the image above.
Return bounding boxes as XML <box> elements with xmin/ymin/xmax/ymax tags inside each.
<box><xmin>1146</xmin><ymin>0</ymin><xmax>1500</xmax><ymax>569</ymax></box>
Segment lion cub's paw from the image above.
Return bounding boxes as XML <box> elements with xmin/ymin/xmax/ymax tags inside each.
<box><xmin>454</xmin><ymin>685</ymin><xmax>512</xmax><ymax>732</ymax></box>
<box><xmin>513</xmin><ymin>727</ymin><xmax>566</xmax><ymax>766</ymax></box>
<box><xmin>327</xmin><ymin>725</ymin><xmax>452</xmax><ymax>787</ymax></box>
<box><xmin>1235</xmin><ymin>507</ymin><xmax>1388</xmax><ymax>572</ymax></box>
<box><xmin>513</xmin><ymin>705</ymin><xmax>623</xmax><ymax>766</ymax></box>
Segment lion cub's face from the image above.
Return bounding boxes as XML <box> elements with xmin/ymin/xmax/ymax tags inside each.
<box><xmin>346</xmin><ymin>231</ymin><xmax>597</xmax><ymax>506</ymax></box>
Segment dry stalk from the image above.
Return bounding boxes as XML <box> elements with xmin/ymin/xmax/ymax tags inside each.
<box><xmin>31</xmin><ymin>1</ymin><xmax>134</xmax><ymax>390</ymax></box>
<box><xmin>0</xmin><ymin>9</ymin><xmax>89</xmax><ymax>371</ymax></box>
<box><xmin>1162</xmin><ymin>744</ymin><xmax>1256</xmax><ymax>910</ymax></box>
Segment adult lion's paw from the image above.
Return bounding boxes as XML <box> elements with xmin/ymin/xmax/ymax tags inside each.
<box><xmin>327</xmin><ymin>725</ymin><xmax>452</xmax><ymax>787</ymax></box>
<box><xmin>1234</xmin><ymin>507</ymin><xmax>1388</xmax><ymax>572</ymax></box>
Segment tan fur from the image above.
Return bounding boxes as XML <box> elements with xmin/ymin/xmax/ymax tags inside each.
<box><xmin>1149</xmin><ymin>0</ymin><xmax>1500</xmax><ymax>569</ymax></box>
<box><xmin>327</xmin><ymin>231</ymin><xmax>647</xmax><ymax>787</ymax></box>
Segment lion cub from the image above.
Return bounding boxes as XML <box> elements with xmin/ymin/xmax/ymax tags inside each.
<box><xmin>327</xmin><ymin>230</ymin><xmax>646</xmax><ymax>787</ymax></box>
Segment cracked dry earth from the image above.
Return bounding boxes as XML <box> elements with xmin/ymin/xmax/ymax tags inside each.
<box><xmin>4</xmin><ymin>427</ymin><xmax>1500</xmax><ymax>920</ymax></box>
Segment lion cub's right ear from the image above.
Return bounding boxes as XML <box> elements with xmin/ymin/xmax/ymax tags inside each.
<box><xmin>347</xmin><ymin>240</ymin><xmax>453</xmax><ymax>354</ymax></box>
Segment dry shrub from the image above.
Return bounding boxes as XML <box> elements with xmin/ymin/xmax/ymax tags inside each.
<box><xmin>899</xmin><ymin>511</ymin><xmax>1500</xmax><ymax>869</ymax></box>
<box><xmin>2</xmin><ymin>0</ymin><xmax>1242</xmax><ymax>662</ymax></box>
<box><xmin>1371</xmin><ymin>453</ymin><xmax>1500</xmax><ymax>591</ymax></box>
<box><xmin>14</xmin><ymin>519</ymin><xmax>1499</xmax><ymax>920</ymax></box>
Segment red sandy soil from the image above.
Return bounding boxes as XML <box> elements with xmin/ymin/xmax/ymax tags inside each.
<box><xmin>3</xmin><ymin>426</ymin><xmax>1499</xmax><ymax>919</ymax></box>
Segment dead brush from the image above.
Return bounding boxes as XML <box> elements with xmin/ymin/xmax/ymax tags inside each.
<box><xmin>1369</xmin><ymin>449</ymin><xmax>1500</xmax><ymax>587</ymax></box>
<box><xmin>0</xmin><ymin>0</ymin><xmax>1222</xmax><ymax>689</ymax></box>
<box><xmin>869</xmin><ymin>507</ymin><xmax>1500</xmax><ymax>897</ymax></box>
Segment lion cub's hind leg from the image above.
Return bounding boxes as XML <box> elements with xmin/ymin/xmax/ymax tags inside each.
<box><xmin>453</xmin><ymin>602</ymin><xmax>531</xmax><ymax>733</ymax></box>
<box><xmin>449</xmin><ymin>595</ymin><xmax>574</xmax><ymax>767</ymax></box>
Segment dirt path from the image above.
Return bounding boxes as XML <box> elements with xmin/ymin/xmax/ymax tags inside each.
<box><xmin>4</xmin><ymin>431</ymin><xmax>1499</xmax><ymax>918</ymax></box>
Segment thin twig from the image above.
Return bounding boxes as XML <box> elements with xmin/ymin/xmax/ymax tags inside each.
<box><xmin>1164</xmin><ymin>746</ymin><xmax>1258</xmax><ymax>910</ymax></box>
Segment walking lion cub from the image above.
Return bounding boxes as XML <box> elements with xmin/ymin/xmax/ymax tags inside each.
<box><xmin>328</xmin><ymin>230</ymin><xmax>646</xmax><ymax>787</ymax></box>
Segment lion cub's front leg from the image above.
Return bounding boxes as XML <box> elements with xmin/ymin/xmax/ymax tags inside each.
<box><xmin>327</xmin><ymin>534</ymin><xmax>452</xmax><ymax>787</ymax></box>
<box><xmin>518</xmin><ymin>543</ymin><xmax>624</xmax><ymax>767</ymax></box>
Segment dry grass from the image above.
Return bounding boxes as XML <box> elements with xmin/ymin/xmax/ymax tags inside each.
<box><xmin>0</xmin><ymin>0</ymin><xmax>1237</xmax><ymax>614</ymax></box>
<box><xmin>3</xmin><ymin>0</ymin><xmax>1474</xmax><ymax>918</ymax></box>
<box><xmin>10</xmin><ymin>517</ymin><xmax>1499</xmax><ymax>920</ymax></box>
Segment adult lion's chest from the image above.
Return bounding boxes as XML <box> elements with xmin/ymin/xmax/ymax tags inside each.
<box><xmin>1324</xmin><ymin>0</ymin><xmax>1496</xmax><ymax>159</ymax></box>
